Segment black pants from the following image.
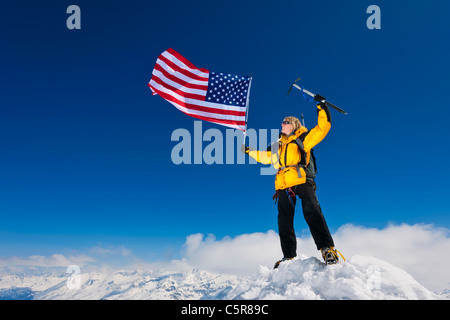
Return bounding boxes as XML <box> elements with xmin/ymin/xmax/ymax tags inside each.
<box><xmin>277</xmin><ymin>182</ymin><xmax>334</xmax><ymax>258</ymax></box>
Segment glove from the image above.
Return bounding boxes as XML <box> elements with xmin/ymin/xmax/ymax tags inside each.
<box><xmin>315</xmin><ymin>97</ymin><xmax>331</xmax><ymax>123</ymax></box>
<box><xmin>314</xmin><ymin>94</ymin><xmax>329</xmax><ymax>113</ymax></box>
<box><xmin>241</xmin><ymin>144</ymin><xmax>250</xmax><ymax>154</ymax></box>
<box><xmin>241</xmin><ymin>144</ymin><xmax>255</xmax><ymax>154</ymax></box>
<box><xmin>314</xmin><ymin>94</ymin><xmax>326</xmax><ymax>103</ymax></box>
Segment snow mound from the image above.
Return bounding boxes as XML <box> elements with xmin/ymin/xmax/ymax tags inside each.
<box><xmin>226</xmin><ymin>255</ymin><xmax>441</xmax><ymax>300</ymax></box>
<box><xmin>0</xmin><ymin>255</ymin><xmax>447</xmax><ymax>300</ymax></box>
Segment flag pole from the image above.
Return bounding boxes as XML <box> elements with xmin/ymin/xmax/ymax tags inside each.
<box><xmin>243</xmin><ymin>76</ymin><xmax>253</xmax><ymax>144</ymax></box>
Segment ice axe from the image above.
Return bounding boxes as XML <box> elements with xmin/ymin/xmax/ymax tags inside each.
<box><xmin>287</xmin><ymin>78</ymin><xmax>348</xmax><ymax>115</ymax></box>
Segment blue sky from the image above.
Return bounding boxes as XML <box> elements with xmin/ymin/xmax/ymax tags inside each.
<box><xmin>1</xmin><ymin>0</ymin><xmax>450</xmax><ymax>262</ymax></box>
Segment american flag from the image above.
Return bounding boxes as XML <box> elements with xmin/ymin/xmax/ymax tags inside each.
<box><xmin>148</xmin><ymin>48</ymin><xmax>252</xmax><ymax>131</ymax></box>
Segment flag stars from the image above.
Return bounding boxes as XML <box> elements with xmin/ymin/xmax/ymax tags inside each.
<box><xmin>207</xmin><ymin>71</ymin><xmax>250</xmax><ymax>106</ymax></box>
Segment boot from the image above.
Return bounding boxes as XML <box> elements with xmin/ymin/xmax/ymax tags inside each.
<box><xmin>320</xmin><ymin>247</ymin><xmax>345</xmax><ymax>265</ymax></box>
<box><xmin>273</xmin><ymin>257</ymin><xmax>294</xmax><ymax>269</ymax></box>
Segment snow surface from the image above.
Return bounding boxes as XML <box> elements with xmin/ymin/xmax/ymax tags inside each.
<box><xmin>0</xmin><ymin>255</ymin><xmax>448</xmax><ymax>300</ymax></box>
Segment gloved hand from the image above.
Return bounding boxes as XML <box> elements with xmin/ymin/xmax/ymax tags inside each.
<box><xmin>241</xmin><ymin>144</ymin><xmax>256</xmax><ymax>154</ymax></box>
<box><xmin>314</xmin><ymin>94</ymin><xmax>331</xmax><ymax>122</ymax></box>
<box><xmin>314</xmin><ymin>94</ymin><xmax>330</xmax><ymax>112</ymax></box>
<box><xmin>314</xmin><ymin>94</ymin><xmax>326</xmax><ymax>103</ymax></box>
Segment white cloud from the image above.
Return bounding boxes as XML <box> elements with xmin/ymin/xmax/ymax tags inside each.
<box><xmin>0</xmin><ymin>253</ymin><xmax>94</xmax><ymax>268</ymax></box>
<box><xmin>331</xmin><ymin>223</ymin><xmax>450</xmax><ymax>292</ymax></box>
<box><xmin>176</xmin><ymin>224</ymin><xmax>450</xmax><ymax>293</ymax></box>
<box><xmin>89</xmin><ymin>244</ymin><xmax>132</xmax><ymax>257</ymax></box>
<box><xmin>0</xmin><ymin>244</ymin><xmax>134</xmax><ymax>273</ymax></box>
<box><xmin>180</xmin><ymin>231</ymin><xmax>281</xmax><ymax>275</ymax></box>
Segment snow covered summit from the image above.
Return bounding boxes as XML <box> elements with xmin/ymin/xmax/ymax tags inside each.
<box><xmin>225</xmin><ymin>255</ymin><xmax>443</xmax><ymax>300</ymax></box>
<box><xmin>0</xmin><ymin>255</ymin><xmax>448</xmax><ymax>300</ymax></box>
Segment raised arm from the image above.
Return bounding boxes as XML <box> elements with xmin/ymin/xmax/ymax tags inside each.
<box><xmin>303</xmin><ymin>103</ymin><xmax>332</xmax><ymax>152</ymax></box>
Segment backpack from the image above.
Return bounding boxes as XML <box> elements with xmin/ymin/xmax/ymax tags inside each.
<box><xmin>266</xmin><ymin>135</ymin><xmax>318</xmax><ymax>180</ymax></box>
<box><xmin>292</xmin><ymin>137</ymin><xmax>317</xmax><ymax>180</ymax></box>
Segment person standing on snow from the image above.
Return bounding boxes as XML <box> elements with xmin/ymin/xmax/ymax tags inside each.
<box><xmin>242</xmin><ymin>95</ymin><xmax>344</xmax><ymax>268</ymax></box>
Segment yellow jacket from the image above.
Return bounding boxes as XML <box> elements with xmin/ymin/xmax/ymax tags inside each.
<box><xmin>247</xmin><ymin>105</ymin><xmax>331</xmax><ymax>190</ymax></box>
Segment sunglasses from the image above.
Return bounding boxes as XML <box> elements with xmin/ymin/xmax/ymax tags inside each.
<box><xmin>282</xmin><ymin>121</ymin><xmax>292</xmax><ymax>125</ymax></box>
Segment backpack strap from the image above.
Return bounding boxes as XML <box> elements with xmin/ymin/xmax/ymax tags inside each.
<box><xmin>292</xmin><ymin>134</ymin><xmax>317</xmax><ymax>180</ymax></box>
<box><xmin>293</xmin><ymin>136</ymin><xmax>307</xmax><ymax>166</ymax></box>
<box><xmin>309</xmin><ymin>148</ymin><xmax>317</xmax><ymax>175</ymax></box>
<box><xmin>284</xmin><ymin>143</ymin><xmax>289</xmax><ymax>167</ymax></box>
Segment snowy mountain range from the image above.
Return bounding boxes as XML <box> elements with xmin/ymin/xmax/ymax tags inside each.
<box><xmin>1</xmin><ymin>254</ymin><xmax>449</xmax><ymax>300</ymax></box>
